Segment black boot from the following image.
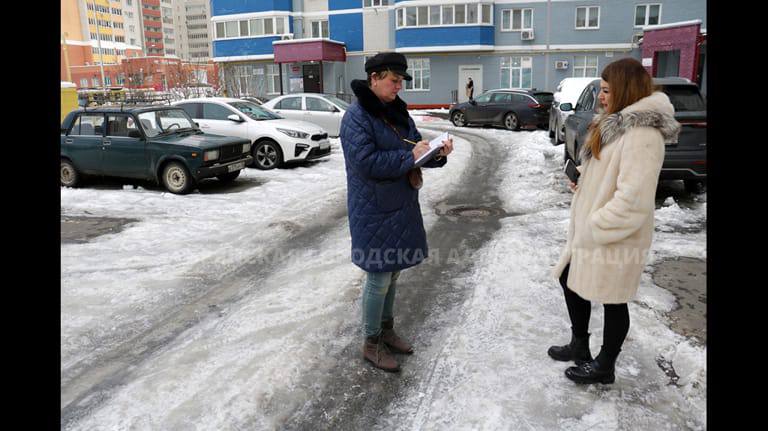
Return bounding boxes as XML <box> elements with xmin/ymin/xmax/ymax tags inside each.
<box><xmin>548</xmin><ymin>332</ymin><xmax>593</xmax><ymax>365</ymax></box>
<box><xmin>564</xmin><ymin>349</ymin><xmax>618</xmax><ymax>384</ymax></box>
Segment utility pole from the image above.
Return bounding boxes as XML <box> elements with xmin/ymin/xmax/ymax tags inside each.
<box><xmin>93</xmin><ymin>1</ymin><xmax>107</xmax><ymax>91</ymax></box>
<box><xmin>62</xmin><ymin>32</ymin><xmax>72</xmax><ymax>83</ymax></box>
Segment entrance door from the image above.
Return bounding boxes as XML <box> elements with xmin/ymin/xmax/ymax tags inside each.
<box><xmin>458</xmin><ymin>65</ymin><xmax>482</xmax><ymax>103</ymax></box>
<box><xmin>303</xmin><ymin>64</ymin><xmax>322</xmax><ymax>93</ymax></box>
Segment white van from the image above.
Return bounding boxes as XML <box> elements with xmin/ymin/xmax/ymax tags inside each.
<box><xmin>549</xmin><ymin>77</ymin><xmax>598</xmax><ymax>145</ymax></box>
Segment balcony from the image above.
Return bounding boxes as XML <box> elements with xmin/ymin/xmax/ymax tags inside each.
<box><xmin>395</xmin><ymin>26</ymin><xmax>495</xmax><ymax>52</ymax></box>
<box><xmin>145</xmin><ymin>31</ymin><xmax>163</xmax><ymax>39</ymax></box>
<box><xmin>142</xmin><ymin>8</ymin><xmax>161</xmax><ymax>18</ymax></box>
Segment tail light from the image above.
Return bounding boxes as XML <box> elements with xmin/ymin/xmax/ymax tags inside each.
<box><xmin>528</xmin><ymin>103</ymin><xmax>542</xmax><ymax>109</ymax></box>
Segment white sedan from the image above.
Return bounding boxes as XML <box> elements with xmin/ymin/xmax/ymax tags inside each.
<box><xmin>172</xmin><ymin>98</ymin><xmax>331</xmax><ymax>170</ymax></box>
<box><xmin>261</xmin><ymin>93</ymin><xmax>350</xmax><ymax>137</ymax></box>
<box><xmin>549</xmin><ymin>77</ymin><xmax>598</xmax><ymax>146</ymax></box>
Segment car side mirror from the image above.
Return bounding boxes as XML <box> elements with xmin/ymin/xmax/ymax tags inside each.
<box><xmin>128</xmin><ymin>130</ymin><xmax>142</xmax><ymax>138</ymax></box>
<box><xmin>559</xmin><ymin>103</ymin><xmax>573</xmax><ymax>112</ymax></box>
<box><xmin>332</xmin><ymin>106</ymin><xmax>340</xmax><ymax>113</ymax></box>
<box><xmin>194</xmin><ymin>122</ymin><xmax>199</xmax><ymax>128</ymax></box>
<box><xmin>228</xmin><ymin>114</ymin><xmax>244</xmax><ymax>122</ymax></box>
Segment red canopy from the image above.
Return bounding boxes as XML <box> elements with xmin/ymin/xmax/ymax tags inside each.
<box><xmin>272</xmin><ymin>39</ymin><xmax>346</xmax><ymax>63</ymax></box>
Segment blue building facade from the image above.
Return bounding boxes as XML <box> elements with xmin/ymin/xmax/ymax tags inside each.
<box><xmin>211</xmin><ymin>0</ymin><xmax>706</xmax><ymax>105</ymax></box>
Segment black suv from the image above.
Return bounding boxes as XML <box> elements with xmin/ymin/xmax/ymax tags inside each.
<box><xmin>61</xmin><ymin>106</ymin><xmax>254</xmax><ymax>194</ymax></box>
<box><xmin>561</xmin><ymin>77</ymin><xmax>706</xmax><ymax>192</ymax></box>
<box><xmin>449</xmin><ymin>89</ymin><xmax>554</xmax><ymax>130</ymax></box>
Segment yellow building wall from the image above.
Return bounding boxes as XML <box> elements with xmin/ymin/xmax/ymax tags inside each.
<box><xmin>61</xmin><ymin>0</ymin><xmax>84</xmax><ymax>41</ymax></box>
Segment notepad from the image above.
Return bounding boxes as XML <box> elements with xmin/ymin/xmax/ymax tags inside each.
<box><xmin>414</xmin><ymin>132</ymin><xmax>449</xmax><ymax>167</ymax></box>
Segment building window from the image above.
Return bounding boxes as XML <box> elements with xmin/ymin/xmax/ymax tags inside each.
<box><xmin>104</xmin><ymin>76</ymin><xmax>112</xmax><ymax>86</ymax></box>
<box><xmin>80</xmin><ymin>78</ymin><xmax>88</xmax><ymax>87</ymax></box>
<box><xmin>240</xmin><ymin>20</ymin><xmax>249</xmax><ymax>36</ymax></box>
<box><xmin>501</xmin><ymin>9</ymin><xmax>533</xmax><ymax>31</ymax></box>
<box><xmin>500</xmin><ymin>57</ymin><xmax>532</xmax><ymax>89</ymax></box>
<box><xmin>311</xmin><ymin>20</ymin><xmax>329</xmax><ymax>38</ymax></box>
<box><xmin>364</xmin><ymin>0</ymin><xmax>388</xmax><ymax>6</ymax></box>
<box><xmin>576</xmin><ymin>6</ymin><xmax>600</xmax><ymax>29</ymax></box>
<box><xmin>225</xmin><ymin>21</ymin><xmax>239</xmax><ymax>37</ymax></box>
<box><xmin>267</xmin><ymin>64</ymin><xmax>280</xmax><ymax>94</ymax></box>
<box><xmin>397</xmin><ymin>4</ymin><xmax>493</xmax><ymax>29</ymax></box>
<box><xmin>92</xmin><ymin>77</ymin><xmax>100</xmax><ymax>87</ymax></box>
<box><xmin>635</xmin><ymin>4</ymin><xmax>661</xmax><ymax>27</ymax></box>
<box><xmin>573</xmin><ymin>56</ymin><xmax>598</xmax><ymax>77</ymax></box>
<box><xmin>405</xmin><ymin>58</ymin><xmax>430</xmax><ymax>91</ymax></box>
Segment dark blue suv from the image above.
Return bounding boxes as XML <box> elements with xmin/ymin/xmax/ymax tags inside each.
<box><xmin>561</xmin><ymin>77</ymin><xmax>706</xmax><ymax>193</ymax></box>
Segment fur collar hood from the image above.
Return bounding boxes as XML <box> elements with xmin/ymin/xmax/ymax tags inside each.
<box><xmin>351</xmin><ymin>79</ymin><xmax>411</xmax><ymax>130</ymax></box>
<box><xmin>581</xmin><ymin>91</ymin><xmax>681</xmax><ymax>161</ymax></box>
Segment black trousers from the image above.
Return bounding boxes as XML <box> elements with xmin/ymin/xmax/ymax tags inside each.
<box><xmin>559</xmin><ymin>263</ymin><xmax>629</xmax><ymax>359</ymax></box>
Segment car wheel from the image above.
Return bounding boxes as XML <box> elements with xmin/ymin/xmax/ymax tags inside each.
<box><xmin>61</xmin><ymin>159</ymin><xmax>80</xmax><ymax>188</ymax></box>
<box><xmin>252</xmin><ymin>140</ymin><xmax>283</xmax><ymax>170</ymax></box>
<box><xmin>216</xmin><ymin>170</ymin><xmax>241</xmax><ymax>183</ymax></box>
<box><xmin>504</xmin><ymin>112</ymin><xmax>520</xmax><ymax>131</ymax></box>
<box><xmin>162</xmin><ymin>161</ymin><xmax>194</xmax><ymax>194</ymax></box>
<box><xmin>451</xmin><ymin>111</ymin><xmax>466</xmax><ymax>127</ymax></box>
<box><xmin>684</xmin><ymin>179</ymin><xmax>706</xmax><ymax>194</ymax></box>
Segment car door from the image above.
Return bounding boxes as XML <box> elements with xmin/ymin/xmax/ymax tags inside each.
<box><xmin>269</xmin><ymin>96</ymin><xmax>304</xmax><ymax>123</ymax></box>
<box><xmin>565</xmin><ymin>85</ymin><xmax>597</xmax><ymax>161</ymax></box>
<box><xmin>464</xmin><ymin>92</ymin><xmax>493</xmax><ymax>123</ymax></box>
<box><xmin>64</xmin><ymin>113</ymin><xmax>106</xmax><ymax>175</ymax></box>
<box><xmin>304</xmin><ymin>96</ymin><xmax>339</xmax><ymax>135</ymax></box>
<box><xmin>200</xmin><ymin>102</ymin><xmax>248</xmax><ymax>139</ymax></box>
<box><xmin>488</xmin><ymin>92</ymin><xmax>512</xmax><ymax>123</ymax></box>
<box><xmin>101</xmin><ymin>114</ymin><xmax>148</xmax><ymax>178</ymax></box>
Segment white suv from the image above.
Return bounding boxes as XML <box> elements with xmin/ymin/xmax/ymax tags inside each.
<box><xmin>172</xmin><ymin>97</ymin><xmax>331</xmax><ymax>170</ymax></box>
<box><xmin>549</xmin><ymin>77</ymin><xmax>598</xmax><ymax>145</ymax></box>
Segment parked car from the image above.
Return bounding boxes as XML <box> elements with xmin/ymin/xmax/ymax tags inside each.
<box><xmin>261</xmin><ymin>93</ymin><xmax>350</xmax><ymax>137</ymax></box>
<box><xmin>548</xmin><ymin>77</ymin><xmax>599</xmax><ymax>145</ymax></box>
<box><xmin>561</xmin><ymin>77</ymin><xmax>707</xmax><ymax>192</ymax></box>
<box><xmin>449</xmin><ymin>89</ymin><xmax>554</xmax><ymax>130</ymax></box>
<box><xmin>172</xmin><ymin>97</ymin><xmax>331</xmax><ymax>170</ymax></box>
<box><xmin>241</xmin><ymin>96</ymin><xmax>270</xmax><ymax>105</ymax></box>
<box><xmin>60</xmin><ymin>106</ymin><xmax>253</xmax><ymax>194</ymax></box>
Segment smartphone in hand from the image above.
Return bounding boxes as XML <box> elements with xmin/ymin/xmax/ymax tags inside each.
<box><xmin>564</xmin><ymin>159</ymin><xmax>581</xmax><ymax>184</ymax></box>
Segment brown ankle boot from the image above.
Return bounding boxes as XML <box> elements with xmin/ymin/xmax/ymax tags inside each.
<box><xmin>380</xmin><ymin>320</ymin><xmax>414</xmax><ymax>354</ymax></box>
<box><xmin>363</xmin><ymin>335</ymin><xmax>400</xmax><ymax>372</ymax></box>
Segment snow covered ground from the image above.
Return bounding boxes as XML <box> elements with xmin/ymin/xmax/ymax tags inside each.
<box><xmin>61</xmin><ymin>117</ymin><xmax>706</xmax><ymax>429</ymax></box>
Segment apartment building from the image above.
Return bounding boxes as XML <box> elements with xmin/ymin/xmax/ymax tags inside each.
<box><xmin>173</xmin><ymin>0</ymin><xmax>213</xmax><ymax>62</ymax></box>
<box><xmin>211</xmin><ymin>0</ymin><xmax>706</xmax><ymax>105</ymax></box>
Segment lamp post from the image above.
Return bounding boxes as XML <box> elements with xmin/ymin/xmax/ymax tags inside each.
<box><xmin>92</xmin><ymin>1</ymin><xmax>107</xmax><ymax>92</ymax></box>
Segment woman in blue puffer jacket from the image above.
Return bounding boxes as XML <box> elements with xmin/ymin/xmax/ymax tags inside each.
<box><xmin>340</xmin><ymin>52</ymin><xmax>453</xmax><ymax>372</ymax></box>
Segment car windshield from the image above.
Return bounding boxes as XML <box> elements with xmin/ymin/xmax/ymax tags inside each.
<box><xmin>533</xmin><ymin>93</ymin><xmax>554</xmax><ymax>103</ymax></box>
<box><xmin>228</xmin><ymin>101</ymin><xmax>283</xmax><ymax>120</ymax></box>
<box><xmin>323</xmin><ymin>96</ymin><xmax>350</xmax><ymax>110</ymax></box>
<box><xmin>137</xmin><ymin>109</ymin><xmax>196</xmax><ymax>137</ymax></box>
<box><xmin>662</xmin><ymin>85</ymin><xmax>706</xmax><ymax>112</ymax></box>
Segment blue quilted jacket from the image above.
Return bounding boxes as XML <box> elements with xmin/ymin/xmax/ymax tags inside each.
<box><xmin>341</xmin><ymin>80</ymin><xmax>447</xmax><ymax>272</ymax></box>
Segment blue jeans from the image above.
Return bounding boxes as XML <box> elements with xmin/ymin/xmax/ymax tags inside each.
<box><xmin>362</xmin><ymin>271</ymin><xmax>401</xmax><ymax>338</ymax></box>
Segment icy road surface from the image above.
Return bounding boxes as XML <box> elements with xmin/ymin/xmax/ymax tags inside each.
<box><xmin>61</xmin><ymin>119</ymin><xmax>706</xmax><ymax>430</ymax></box>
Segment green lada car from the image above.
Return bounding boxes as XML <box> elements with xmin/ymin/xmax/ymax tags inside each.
<box><xmin>61</xmin><ymin>106</ymin><xmax>254</xmax><ymax>194</ymax></box>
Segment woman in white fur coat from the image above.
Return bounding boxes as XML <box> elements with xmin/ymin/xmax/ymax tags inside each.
<box><xmin>548</xmin><ymin>58</ymin><xmax>681</xmax><ymax>384</ymax></box>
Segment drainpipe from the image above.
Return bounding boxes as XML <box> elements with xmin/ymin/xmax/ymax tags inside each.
<box><xmin>545</xmin><ymin>0</ymin><xmax>551</xmax><ymax>90</ymax></box>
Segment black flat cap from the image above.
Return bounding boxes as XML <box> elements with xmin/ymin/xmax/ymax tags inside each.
<box><xmin>364</xmin><ymin>52</ymin><xmax>413</xmax><ymax>81</ymax></box>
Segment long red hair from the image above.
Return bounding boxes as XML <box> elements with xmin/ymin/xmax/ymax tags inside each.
<box><xmin>586</xmin><ymin>58</ymin><xmax>654</xmax><ymax>160</ymax></box>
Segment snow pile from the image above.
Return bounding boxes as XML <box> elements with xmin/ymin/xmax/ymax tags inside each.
<box><xmin>655</xmin><ymin>199</ymin><xmax>707</xmax><ymax>233</ymax></box>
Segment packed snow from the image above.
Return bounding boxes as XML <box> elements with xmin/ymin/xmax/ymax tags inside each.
<box><xmin>61</xmin><ymin>115</ymin><xmax>706</xmax><ymax>429</ymax></box>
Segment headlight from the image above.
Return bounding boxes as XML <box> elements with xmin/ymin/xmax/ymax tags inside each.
<box><xmin>277</xmin><ymin>128</ymin><xmax>309</xmax><ymax>139</ymax></box>
<box><xmin>204</xmin><ymin>150</ymin><xmax>219</xmax><ymax>161</ymax></box>
<box><xmin>243</xmin><ymin>143</ymin><xmax>251</xmax><ymax>153</ymax></box>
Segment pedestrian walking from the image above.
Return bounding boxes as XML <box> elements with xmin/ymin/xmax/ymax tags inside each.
<box><xmin>340</xmin><ymin>52</ymin><xmax>454</xmax><ymax>372</ymax></box>
<box><xmin>549</xmin><ymin>58</ymin><xmax>681</xmax><ymax>384</ymax></box>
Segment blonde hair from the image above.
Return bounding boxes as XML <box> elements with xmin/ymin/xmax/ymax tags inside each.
<box><xmin>586</xmin><ymin>58</ymin><xmax>654</xmax><ymax>160</ymax></box>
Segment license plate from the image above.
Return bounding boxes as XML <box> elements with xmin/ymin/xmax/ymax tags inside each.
<box><xmin>228</xmin><ymin>161</ymin><xmax>245</xmax><ymax>172</ymax></box>
<box><xmin>320</xmin><ymin>141</ymin><xmax>330</xmax><ymax>150</ymax></box>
